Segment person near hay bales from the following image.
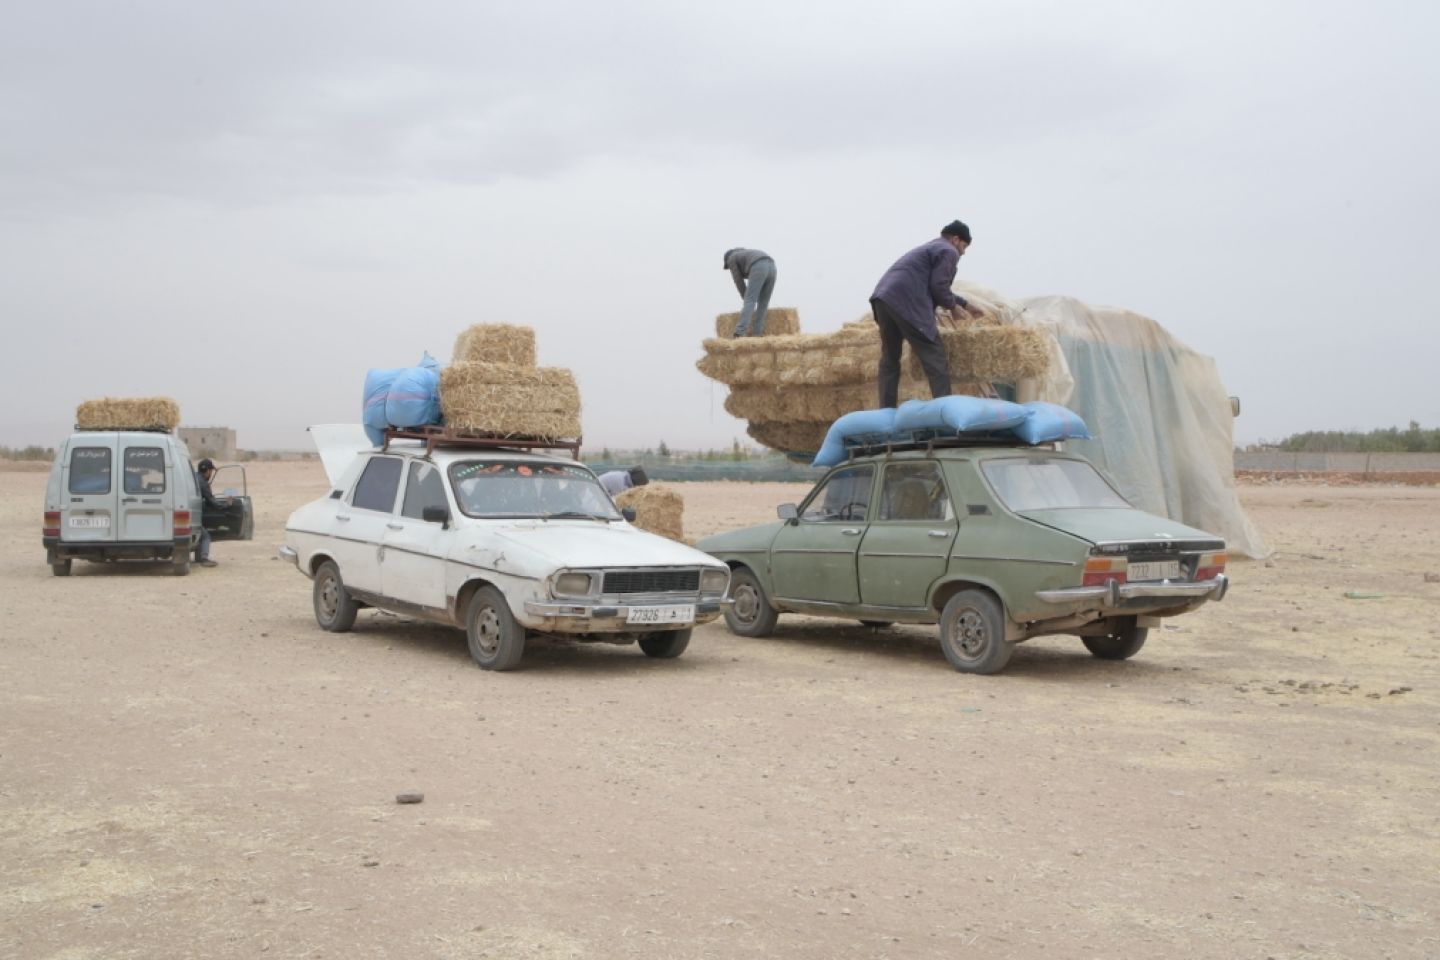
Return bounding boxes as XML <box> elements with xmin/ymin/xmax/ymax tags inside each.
<box><xmin>599</xmin><ymin>465</ymin><xmax>649</xmax><ymax>498</ymax></box>
<box><xmin>194</xmin><ymin>459</ymin><xmax>232</xmax><ymax>568</ymax></box>
<box><xmin>870</xmin><ymin>220</ymin><xmax>986</xmax><ymax>408</ymax></box>
<box><xmin>723</xmin><ymin>247</ymin><xmax>777</xmax><ymax>338</ymax></box>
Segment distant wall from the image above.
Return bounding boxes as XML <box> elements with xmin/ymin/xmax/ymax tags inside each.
<box><xmin>178</xmin><ymin>427</ymin><xmax>237</xmax><ymax>461</ymax></box>
<box><xmin>1236</xmin><ymin>452</ymin><xmax>1440</xmax><ymax>473</ymax></box>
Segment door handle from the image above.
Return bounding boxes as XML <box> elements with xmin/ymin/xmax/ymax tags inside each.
<box><xmin>928</xmin><ymin>530</ymin><xmax>950</xmax><ymax>538</ymax></box>
<box><xmin>841</xmin><ymin>528</ymin><xmax>862</xmax><ymax>536</ymax></box>
<box><xmin>386</xmin><ymin>522</ymin><xmax>403</xmax><ymax>530</ymax></box>
<box><xmin>336</xmin><ymin>514</ymin><xmax>351</xmax><ymax>522</ymax></box>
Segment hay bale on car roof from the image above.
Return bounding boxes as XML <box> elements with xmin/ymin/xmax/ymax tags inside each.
<box><xmin>724</xmin><ymin>380</ymin><xmax>989</xmax><ymax>424</ymax></box>
<box><xmin>906</xmin><ymin>325</ymin><xmax>1052</xmax><ymax>383</ymax></box>
<box><xmin>616</xmin><ymin>483</ymin><xmax>685</xmax><ymax>542</ymax></box>
<box><xmin>452</xmin><ymin>324</ymin><xmax>537</xmax><ymax>367</ymax></box>
<box><xmin>439</xmin><ymin>362</ymin><xmax>581</xmax><ymax>440</ymax></box>
<box><xmin>75</xmin><ymin>397</ymin><xmax>181</xmax><ymax>432</ymax></box>
<box><xmin>714</xmin><ymin>307</ymin><xmax>801</xmax><ymax>339</ymax></box>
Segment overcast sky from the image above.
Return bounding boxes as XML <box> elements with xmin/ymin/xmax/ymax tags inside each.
<box><xmin>2</xmin><ymin>0</ymin><xmax>1435</xmax><ymax>451</ymax></box>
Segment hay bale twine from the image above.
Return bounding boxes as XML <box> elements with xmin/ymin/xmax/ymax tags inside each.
<box><xmin>452</xmin><ymin>324</ymin><xmax>537</xmax><ymax>366</ymax></box>
<box><xmin>714</xmin><ymin>307</ymin><xmax>801</xmax><ymax>339</ymax></box>
<box><xmin>75</xmin><ymin>397</ymin><xmax>181</xmax><ymax>432</ymax></box>
<box><xmin>439</xmin><ymin>362</ymin><xmax>581</xmax><ymax>439</ymax></box>
<box><xmin>616</xmin><ymin>483</ymin><xmax>685</xmax><ymax>542</ymax></box>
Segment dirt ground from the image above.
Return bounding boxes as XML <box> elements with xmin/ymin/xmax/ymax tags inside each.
<box><xmin>2</xmin><ymin>462</ymin><xmax>1437</xmax><ymax>960</ymax></box>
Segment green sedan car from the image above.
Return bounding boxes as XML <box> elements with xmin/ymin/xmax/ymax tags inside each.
<box><xmin>696</xmin><ymin>442</ymin><xmax>1229</xmax><ymax>674</ymax></box>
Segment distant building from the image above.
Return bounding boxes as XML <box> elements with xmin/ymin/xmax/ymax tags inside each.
<box><xmin>179</xmin><ymin>427</ymin><xmax>237</xmax><ymax>461</ymax></box>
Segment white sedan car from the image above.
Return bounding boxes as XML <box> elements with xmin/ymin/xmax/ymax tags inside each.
<box><xmin>281</xmin><ymin>428</ymin><xmax>729</xmax><ymax>670</ymax></box>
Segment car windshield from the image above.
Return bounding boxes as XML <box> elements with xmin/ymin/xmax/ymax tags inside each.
<box><xmin>981</xmin><ymin>457</ymin><xmax>1130</xmax><ymax>511</ymax></box>
<box><xmin>448</xmin><ymin>459</ymin><xmax>621</xmax><ymax>520</ymax></box>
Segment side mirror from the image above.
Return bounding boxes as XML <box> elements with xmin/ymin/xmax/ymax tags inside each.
<box><xmin>777</xmin><ymin>503</ymin><xmax>798</xmax><ymax>522</ymax></box>
<box><xmin>621</xmin><ymin>507</ymin><xmax>637</xmax><ymax>522</ymax></box>
<box><xmin>422</xmin><ymin>505</ymin><xmax>450</xmax><ymax>526</ymax></box>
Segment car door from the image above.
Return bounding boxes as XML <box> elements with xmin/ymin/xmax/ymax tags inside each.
<box><xmin>205</xmin><ymin>465</ymin><xmax>254</xmax><ymax>540</ymax></box>
<box><xmin>332</xmin><ymin>454</ymin><xmax>404</xmax><ymax>594</ymax></box>
<box><xmin>61</xmin><ymin>437</ymin><xmax>118</xmax><ymax>545</ymax></box>
<box><xmin>859</xmin><ymin>460</ymin><xmax>957</xmax><ymax>608</ymax></box>
<box><xmin>769</xmin><ymin>463</ymin><xmax>875</xmax><ymax>605</ymax></box>
<box><xmin>380</xmin><ymin>459</ymin><xmax>450</xmax><ymax>611</ymax></box>
<box><xmin>118</xmin><ymin>441</ymin><xmax>172</xmax><ymax>543</ymax></box>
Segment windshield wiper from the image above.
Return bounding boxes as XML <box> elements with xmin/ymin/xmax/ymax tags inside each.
<box><xmin>540</xmin><ymin>511</ymin><xmax>608</xmax><ymax>521</ymax></box>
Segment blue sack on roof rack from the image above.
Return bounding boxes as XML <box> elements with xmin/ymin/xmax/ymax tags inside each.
<box><xmin>363</xmin><ymin>352</ymin><xmax>441</xmax><ymax>447</ymax></box>
<box><xmin>812</xmin><ymin>408</ymin><xmax>898</xmax><ymax>468</ymax></box>
<box><xmin>893</xmin><ymin>396</ymin><xmax>1031</xmax><ymax>435</ymax></box>
<box><xmin>1010</xmin><ymin>401</ymin><xmax>1091</xmax><ymax>444</ymax></box>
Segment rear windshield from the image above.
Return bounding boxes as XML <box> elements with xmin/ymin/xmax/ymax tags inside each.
<box><xmin>124</xmin><ymin>447</ymin><xmax>166</xmax><ymax>494</ymax></box>
<box><xmin>449</xmin><ymin>460</ymin><xmax>619</xmax><ymax>520</ymax></box>
<box><xmin>69</xmin><ymin>447</ymin><xmax>112</xmax><ymax>495</ymax></box>
<box><xmin>981</xmin><ymin>457</ymin><xmax>1129</xmax><ymax>511</ymax></box>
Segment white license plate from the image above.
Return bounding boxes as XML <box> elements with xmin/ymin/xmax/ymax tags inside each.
<box><xmin>626</xmin><ymin>604</ymin><xmax>696</xmax><ymax>625</ymax></box>
<box><xmin>1129</xmin><ymin>561</ymin><xmax>1180</xmax><ymax>581</ymax></box>
<box><xmin>69</xmin><ymin>516</ymin><xmax>111</xmax><ymax>529</ymax></box>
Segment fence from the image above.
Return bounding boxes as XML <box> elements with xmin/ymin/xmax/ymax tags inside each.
<box><xmin>1235</xmin><ymin>452</ymin><xmax>1440</xmax><ymax>473</ymax></box>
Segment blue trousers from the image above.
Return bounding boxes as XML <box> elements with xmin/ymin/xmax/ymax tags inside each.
<box><xmin>734</xmin><ymin>259</ymin><xmax>776</xmax><ymax>337</ymax></box>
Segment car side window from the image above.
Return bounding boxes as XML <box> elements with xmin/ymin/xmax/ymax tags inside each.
<box><xmin>800</xmin><ymin>465</ymin><xmax>875</xmax><ymax>522</ymax></box>
<box><xmin>401</xmin><ymin>461</ymin><xmax>447</xmax><ymax>520</ymax></box>
<box><xmin>351</xmin><ymin>456</ymin><xmax>403</xmax><ymax>513</ymax></box>
<box><xmin>69</xmin><ymin>447</ymin><xmax>112</xmax><ymax>495</ymax></box>
<box><xmin>878</xmin><ymin>462</ymin><xmax>952</xmax><ymax>521</ymax></box>
<box><xmin>124</xmin><ymin>447</ymin><xmax>166</xmax><ymax>494</ymax></box>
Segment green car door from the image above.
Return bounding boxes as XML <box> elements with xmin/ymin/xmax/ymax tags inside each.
<box><xmin>769</xmin><ymin>464</ymin><xmax>876</xmax><ymax>605</ymax></box>
<box><xmin>859</xmin><ymin>460</ymin><xmax>957</xmax><ymax>608</ymax></box>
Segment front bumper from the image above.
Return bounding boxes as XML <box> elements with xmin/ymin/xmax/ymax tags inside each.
<box><xmin>1036</xmin><ymin>574</ymin><xmax>1229</xmax><ymax>606</ymax></box>
<box><xmin>524</xmin><ymin>598</ymin><xmax>726</xmax><ymax>629</ymax></box>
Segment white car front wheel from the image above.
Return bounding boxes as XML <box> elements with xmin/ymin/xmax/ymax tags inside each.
<box><xmin>466</xmin><ymin>586</ymin><xmax>526</xmax><ymax>671</ymax></box>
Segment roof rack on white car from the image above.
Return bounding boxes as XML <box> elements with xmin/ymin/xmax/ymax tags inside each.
<box><xmin>381</xmin><ymin>425</ymin><xmax>583</xmax><ymax>459</ymax></box>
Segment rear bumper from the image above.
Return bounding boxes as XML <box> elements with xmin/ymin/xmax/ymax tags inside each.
<box><xmin>45</xmin><ymin>538</ymin><xmax>188</xmax><ymax>561</ymax></box>
<box><xmin>278</xmin><ymin>545</ymin><xmax>299</xmax><ymax>567</ymax></box>
<box><xmin>1036</xmin><ymin>574</ymin><xmax>1229</xmax><ymax>606</ymax></box>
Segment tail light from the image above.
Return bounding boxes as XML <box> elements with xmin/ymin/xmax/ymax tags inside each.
<box><xmin>1082</xmin><ymin>555</ymin><xmax>1127</xmax><ymax>587</ymax></box>
<box><xmin>174</xmin><ymin>509</ymin><xmax>191</xmax><ymax>537</ymax></box>
<box><xmin>1195</xmin><ymin>551</ymin><xmax>1227</xmax><ymax>582</ymax></box>
<box><xmin>43</xmin><ymin>510</ymin><xmax>61</xmax><ymax>537</ymax></box>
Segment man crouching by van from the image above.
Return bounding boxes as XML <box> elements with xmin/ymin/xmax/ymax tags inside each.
<box><xmin>196</xmin><ymin>459</ymin><xmax>229</xmax><ymax>567</ymax></box>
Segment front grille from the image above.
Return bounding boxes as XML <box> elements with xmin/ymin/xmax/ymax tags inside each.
<box><xmin>603</xmin><ymin>569</ymin><xmax>699</xmax><ymax>594</ymax></box>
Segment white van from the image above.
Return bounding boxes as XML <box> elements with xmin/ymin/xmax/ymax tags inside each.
<box><xmin>42</xmin><ymin>429</ymin><xmax>252</xmax><ymax>576</ymax></box>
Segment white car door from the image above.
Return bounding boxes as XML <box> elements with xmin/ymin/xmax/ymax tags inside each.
<box><xmin>332</xmin><ymin>454</ymin><xmax>404</xmax><ymax>595</ymax></box>
<box><xmin>380</xmin><ymin>460</ymin><xmax>451</xmax><ymax>611</ymax></box>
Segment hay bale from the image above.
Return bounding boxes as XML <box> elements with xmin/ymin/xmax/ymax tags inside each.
<box><xmin>905</xmin><ymin>325</ymin><xmax>1052</xmax><ymax>382</ymax></box>
<box><xmin>439</xmin><ymin>363</ymin><xmax>581</xmax><ymax>439</ymax></box>
<box><xmin>452</xmin><ymin>324</ymin><xmax>537</xmax><ymax>366</ymax></box>
<box><xmin>725</xmin><ymin>380</ymin><xmax>992</xmax><ymax>424</ymax></box>
<box><xmin>616</xmin><ymin>483</ymin><xmax>685</xmax><ymax>541</ymax></box>
<box><xmin>745</xmin><ymin>420</ymin><xmax>830</xmax><ymax>458</ymax></box>
<box><xmin>75</xmin><ymin>397</ymin><xmax>181</xmax><ymax>432</ymax></box>
<box><xmin>714</xmin><ymin>307</ymin><xmax>801</xmax><ymax>339</ymax></box>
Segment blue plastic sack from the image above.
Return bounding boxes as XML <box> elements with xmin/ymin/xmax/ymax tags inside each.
<box><xmin>1011</xmin><ymin>401</ymin><xmax>1091</xmax><ymax>444</ymax></box>
<box><xmin>812</xmin><ymin>408</ymin><xmax>898</xmax><ymax>468</ymax></box>
<box><xmin>893</xmin><ymin>396</ymin><xmax>1031</xmax><ymax>435</ymax></box>
<box><xmin>384</xmin><ymin>364</ymin><xmax>442</xmax><ymax>430</ymax></box>
<box><xmin>362</xmin><ymin>353</ymin><xmax>440</xmax><ymax>446</ymax></box>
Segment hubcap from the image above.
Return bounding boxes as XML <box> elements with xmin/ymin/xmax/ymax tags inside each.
<box><xmin>733</xmin><ymin>584</ymin><xmax>758</xmax><ymax>623</ymax></box>
<box><xmin>474</xmin><ymin>605</ymin><xmax>502</xmax><ymax>655</ymax></box>
<box><xmin>319</xmin><ymin>575</ymin><xmax>339</xmax><ymax>619</ymax></box>
<box><xmin>951</xmin><ymin>608</ymin><xmax>987</xmax><ymax>659</ymax></box>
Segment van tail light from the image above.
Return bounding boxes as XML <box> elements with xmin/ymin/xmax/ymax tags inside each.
<box><xmin>174</xmin><ymin>510</ymin><xmax>191</xmax><ymax>537</ymax></box>
<box><xmin>44</xmin><ymin>511</ymin><xmax>61</xmax><ymax>537</ymax></box>
<box><xmin>1195</xmin><ymin>551</ymin><xmax>1227</xmax><ymax>582</ymax></box>
<box><xmin>1082</xmin><ymin>555</ymin><xmax>1127</xmax><ymax>587</ymax></box>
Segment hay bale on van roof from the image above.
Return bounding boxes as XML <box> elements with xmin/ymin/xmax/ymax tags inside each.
<box><xmin>439</xmin><ymin>362</ymin><xmax>581</xmax><ymax>440</ymax></box>
<box><xmin>714</xmin><ymin>307</ymin><xmax>801</xmax><ymax>339</ymax></box>
<box><xmin>616</xmin><ymin>483</ymin><xmax>685</xmax><ymax>542</ymax></box>
<box><xmin>452</xmin><ymin>324</ymin><xmax>537</xmax><ymax>367</ymax></box>
<box><xmin>75</xmin><ymin>397</ymin><xmax>181</xmax><ymax>432</ymax></box>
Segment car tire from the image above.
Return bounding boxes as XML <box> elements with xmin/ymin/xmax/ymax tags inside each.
<box><xmin>638</xmin><ymin>628</ymin><xmax>692</xmax><ymax>659</ymax></box>
<box><xmin>51</xmin><ymin>558</ymin><xmax>72</xmax><ymax>577</ymax></box>
<box><xmin>1083</xmin><ymin>618</ymin><xmax>1148</xmax><ymax>660</ymax></box>
<box><xmin>938</xmin><ymin>589</ymin><xmax>1014</xmax><ymax>675</ymax></box>
<box><xmin>859</xmin><ymin>620</ymin><xmax>894</xmax><ymax>629</ymax></box>
<box><xmin>172</xmin><ymin>553</ymin><xmax>191</xmax><ymax>576</ymax></box>
<box><xmin>466</xmin><ymin>585</ymin><xmax>526</xmax><ymax>671</ymax></box>
<box><xmin>313</xmin><ymin>560</ymin><xmax>359</xmax><ymax>633</ymax></box>
<box><xmin>724</xmin><ymin>566</ymin><xmax>779</xmax><ymax>638</ymax></box>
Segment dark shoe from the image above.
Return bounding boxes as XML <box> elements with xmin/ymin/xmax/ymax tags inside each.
<box><xmin>199</xmin><ymin>559</ymin><xmax>218</xmax><ymax>567</ymax></box>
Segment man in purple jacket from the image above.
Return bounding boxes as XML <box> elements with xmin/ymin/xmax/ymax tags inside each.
<box><xmin>870</xmin><ymin>220</ymin><xmax>985</xmax><ymax>408</ymax></box>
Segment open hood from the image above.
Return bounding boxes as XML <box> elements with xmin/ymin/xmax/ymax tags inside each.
<box><xmin>308</xmin><ymin>424</ymin><xmax>374</xmax><ymax>487</ymax></box>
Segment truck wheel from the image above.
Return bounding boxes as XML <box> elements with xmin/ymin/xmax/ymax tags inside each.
<box><xmin>1083</xmin><ymin>618</ymin><xmax>1148</xmax><ymax>660</ymax></box>
<box><xmin>724</xmin><ymin>567</ymin><xmax>779</xmax><ymax>638</ymax></box>
<box><xmin>466</xmin><ymin>586</ymin><xmax>526</xmax><ymax>671</ymax></box>
<box><xmin>639</xmin><ymin>628</ymin><xmax>691</xmax><ymax>659</ymax></box>
<box><xmin>51</xmin><ymin>558</ymin><xmax>72</xmax><ymax>577</ymax></box>
<box><xmin>313</xmin><ymin>561</ymin><xmax>358</xmax><ymax>632</ymax></box>
<box><xmin>938</xmin><ymin>589</ymin><xmax>1014</xmax><ymax>675</ymax></box>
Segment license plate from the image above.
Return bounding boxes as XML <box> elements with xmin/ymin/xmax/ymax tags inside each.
<box><xmin>1129</xmin><ymin>561</ymin><xmax>1179</xmax><ymax>581</ymax></box>
<box><xmin>69</xmin><ymin>516</ymin><xmax>111</xmax><ymax>529</ymax></box>
<box><xmin>626</xmin><ymin>604</ymin><xmax>696</xmax><ymax>625</ymax></box>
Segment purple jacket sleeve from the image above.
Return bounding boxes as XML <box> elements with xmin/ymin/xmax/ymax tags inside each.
<box><xmin>928</xmin><ymin>246</ymin><xmax>964</xmax><ymax>310</ymax></box>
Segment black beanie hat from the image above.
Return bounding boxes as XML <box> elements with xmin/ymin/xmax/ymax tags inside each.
<box><xmin>941</xmin><ymin>220</ymin><xmax>972</xmax><ymax>243</ymax></box>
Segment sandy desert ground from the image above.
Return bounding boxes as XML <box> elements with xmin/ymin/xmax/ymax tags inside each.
<box><xmin>2</xmin><ymin>461</ymin><xmax>1438</xmax><ymax>960</ymax></box>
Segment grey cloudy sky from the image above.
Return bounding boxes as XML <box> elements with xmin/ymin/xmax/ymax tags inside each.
<box><xmin>2</xmin><ymin>0</ymin><xmax>1435</xmax><ymax>451</ymax></box>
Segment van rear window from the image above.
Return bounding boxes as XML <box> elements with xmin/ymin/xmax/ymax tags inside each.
<box><xmin>124</xmin><ymin>447</ymin><xmax>166</xmax><ymax>494</ymax></box>
<box><xmin>70</xmin><ymin>447</ymin><xmax>112</xmax><ymax>495</ymax></box>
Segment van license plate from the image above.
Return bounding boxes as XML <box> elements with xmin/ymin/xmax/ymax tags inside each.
<box><xmin>69</xmin><ymin>516</ymin><xmax>111</xmax><ymax>529</ymax></box>
<box><xmin>1129</xmin><ymin>561</ymin><xmax>1179</xmax><ymax>581</ymax></box>
<box><xmin>626</xmin><ymin>604</ymin><xmax>695</xmax><ymax>625</ymax></box>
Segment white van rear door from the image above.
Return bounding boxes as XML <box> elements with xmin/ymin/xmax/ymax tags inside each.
<box><xmin>118</xmin><ymin>438</ymin><xmax>172</xmax><ymax>541</ymax></box>
<box><xmin>62</xmin><ymin>436</ymin><xmax>119</xmax><ymax>542</ymax></box>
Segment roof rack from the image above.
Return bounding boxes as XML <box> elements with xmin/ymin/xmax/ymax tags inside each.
<box><xmin>844</xmin><ymin>431</ymin><xmax>1045</xmax><ymax>460</ymax></box>
<box><xmin>381</xmin><ymin>425</ymin><xmax>582</xmax><ymax>459</ymax></box>
<box><xmin>73</xmin><ymin>424</ymin><xmax>174</xmax><ymax>434</ymax></box>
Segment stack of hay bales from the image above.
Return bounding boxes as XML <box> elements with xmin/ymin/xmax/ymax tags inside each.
<box><xmin>696</xmin><ymin>298</ymin><xmax>1051</xmax><ymax>459</ymax></box>
<box><xmin>616</xmin><ymin>483</ymin><xmax>685</xmax><ymax>542</ymax></box>
<box><xmin>75</xmin><ymin>397</ymin><xmax>181</xmax><ymax>432</ymax></box>
<box><xmin>714</xmin><ymin>306</ymin><xmax>802</xmax><ymax>339</ymax></box>
<box><xmin>440</xmin><ymin>324</ymin><xmax>582</xmax><ymax>440</ymax></box>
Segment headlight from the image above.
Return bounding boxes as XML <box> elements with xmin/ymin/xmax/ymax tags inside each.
<box><xmin>553</xmin><ymin>572</ymin><xmax>594</xmax><ymax>597</ymax></box>
<box><xmin>700</xmin><ymin>567</ymin><xmax>730</xmax><ymax>595</ymax></box>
